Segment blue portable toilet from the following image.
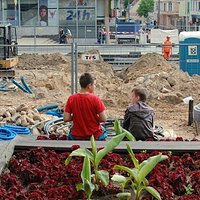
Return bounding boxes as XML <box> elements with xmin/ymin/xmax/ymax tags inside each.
<box><xmin>179</xmin><ymin>31</ymin><xmax>200</xmax><ymax>76</ymax></box>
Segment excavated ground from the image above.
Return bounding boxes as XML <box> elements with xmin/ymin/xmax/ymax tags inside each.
<box><xmin>1</xmin><ymin>52</ymin><xmax>200</xmax><ymax>139</ymax></box>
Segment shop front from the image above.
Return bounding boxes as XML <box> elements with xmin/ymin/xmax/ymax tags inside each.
<box><xmin>0</xmin><ymin>0</ymin><xmax>98</xmax><ymax>38</ymax></box>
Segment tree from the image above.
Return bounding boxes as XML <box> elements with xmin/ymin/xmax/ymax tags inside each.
<box><xmin>124</xmin><ymin>0</ymin><xmax>133</xmax><ymax>9</ymax></box>
<box><xmin>137</xmin><ymin>0</ymin><xmax>154</xmax><ymax>18</ymax></box>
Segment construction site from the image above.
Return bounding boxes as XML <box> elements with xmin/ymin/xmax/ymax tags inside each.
<box><xmin>0</xmin><ymin>28</ymin><xmax>200</xmax><ymax>199</ymax></box>
<box><xmin>0</xmin><ymin>45</ymin><xmax>200</xmax><ymax>139</ymax></box>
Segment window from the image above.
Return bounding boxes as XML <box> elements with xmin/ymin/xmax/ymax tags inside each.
<box><xmin>164</xmin><ymin>3</ymin><xmax>166</xmax><ymax>11</ymax></box>
<box><xmin>20</xmin><ymin>0</ymin><xmax>38</xmax><ymax>26</ymax></box>
<box><xmin>168</xmin><ymin>2</ymin><xmax>172</xmax><ymax>11</ymax></box>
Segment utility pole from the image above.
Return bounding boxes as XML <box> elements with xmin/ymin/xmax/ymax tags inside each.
<box><xmin>104</xmin><ymin>0</ymin><xmax>110</xmax><ymax>44</ymax></box>
<box><xmin>157</xmin><ymin>0</ymin><xmax>160</xmax><ymax>28</ymax></box>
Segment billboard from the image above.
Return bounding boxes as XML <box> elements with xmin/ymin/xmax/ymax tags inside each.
<box><xmin>39</xmin><ymin>0</ymin><xmax>58</xmax><ymax>26</ymax></box>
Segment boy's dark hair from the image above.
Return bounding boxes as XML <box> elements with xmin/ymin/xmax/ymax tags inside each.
<box><xmin>79</xmin><ymin>73</ymin><xmax>95</xmax><ymax>88</ymax></box>
<box><xmin>132</xmin><ymin>88</ymin><xmax>147</xmax><ymax>102</ymax></box>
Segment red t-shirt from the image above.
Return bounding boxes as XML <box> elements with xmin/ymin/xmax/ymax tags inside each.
<box><xmin>65</xmin><ymin>93</ymin><xmax>106</xmax><ymax>139</ymax></box>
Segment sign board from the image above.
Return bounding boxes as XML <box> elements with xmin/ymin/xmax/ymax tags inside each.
<box><xmin>188</xmin><ymin>46</ymin><xmax>197</xmax><ymax>56</ymax></box>
<box><xmin>186</xmin><ymin>59</ymin><xmax>199</xmax><ymax>63</ymax></box>
<box><xmin>81</xmin><ymin>54</ymin><xmax>100</xmax><ymax>61</ymax></box>
<box><xmin>151</xmin><ymin>29</ymin><xmax>179</xmax><ymax>44</ymax></box>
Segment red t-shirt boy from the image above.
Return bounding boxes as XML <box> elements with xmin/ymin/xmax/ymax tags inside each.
<box><xmin>64</xmin><ymin>73</ymin><xmax>107</xmax><ymax>140</ymax></box>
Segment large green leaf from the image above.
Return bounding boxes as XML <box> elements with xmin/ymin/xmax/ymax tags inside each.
<box><xmin>91</xmin><ymin>135</ymin><xmax>97</xmax><ymax>158</ymax></box>
<box><xmin>111</xmin><ymin>174</ymin><xmax>127</xmax><ymax>184</ymax></box>
<box><xmin>81</xmin><ymin>156</ymin><xmax>91</xmax><ymax>182</ymax></box>
<box><xmin>114</xmin><ymin>119</ymin><xmax>122</xmax><ymax>135</ymax></box>
<box><xmin>114</xmin><ymin>165</ymin><xmax>138</xmax><ymax>183</ymax></box>
<box><xmin>126</xmin><ymin>143</ymin><xmax>139</xmax><ymax>168</ymax></box>
<box><xmin>95</xmin><ymin>133</ymin><xmax>126</xmax><ymax>166</ymax></box>
<box><xmin>65</xmin><ymin>148</ymin><xmax>94</xmax><ymax>165</ymax></box>
<box><xmin>145</xmin><ymin>186</ymin><xmax>161</xmax><ymax>200</ymax></box>
<box><xmin>84</xmin><ymin>179</ymin><xmax>95</xmax><ymax>200</ymax></box>
<box><xmin>76</xmin><ymin>183</ymin><xmax>83</xmax><ymax>191</ymax></box>
<box><xmin>116</xmin><ymin>192</ymin><xmax>131</xmax><ymax>200</ymax></box>
<box><xmin>122</xmin><ymin>128</ymin><xmax>136</xmax><ymax>141</ymax></box>
<box><xmin>96</xmin><ymin>170</ymin><xmax>109</xmax><ymax>186</ymax></box>
<box><xmin>138</xmin><ymin>154</ymin><xmax>168</xmax><ymax>184</ymax></box>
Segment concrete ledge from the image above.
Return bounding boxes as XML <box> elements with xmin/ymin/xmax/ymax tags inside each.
<box><xmin>15</xmin><ymin>137</ymin><xmax>200</xmax><ymax>153</ymax></box>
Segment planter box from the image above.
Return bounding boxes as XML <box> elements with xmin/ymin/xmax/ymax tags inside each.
<box><xmin>0</xmin><ymin>136</ymin><xmax>199</xmax><ymax>199</ymax></box>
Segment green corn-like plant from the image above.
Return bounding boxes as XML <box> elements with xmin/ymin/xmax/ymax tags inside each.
<box><xmin>65</xmin><ymin>120</ymin><xmax>135</xmax><ymax>197</ymax></box>
<box><xmin>76</xmin><ymin>156</ymin><xmax>95</xmax><ymax>200</ymax></box>
<box><xmin>112</xmin><ymin>143</ymin><xmax>168</xmax><ymax>200</ymax></box>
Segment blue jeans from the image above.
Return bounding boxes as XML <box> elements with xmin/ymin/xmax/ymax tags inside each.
<box><xmin>68</xmin><ymin>126</ymin><xmax>107</xmax><ymax>140</ymax></box>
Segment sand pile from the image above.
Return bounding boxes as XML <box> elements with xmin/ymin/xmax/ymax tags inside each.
<box><xmin>17</xmin><ymin>53</ymin><xmax>69</xmax><ymax>70</ymax></box>
<box><xmin>120</xmin><ymin>53</ymin><xmax>200</xmax><ymax>104</ymax></box>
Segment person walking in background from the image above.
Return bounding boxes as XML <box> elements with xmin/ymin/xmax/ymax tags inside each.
<box><xmin>59</xmin><ymin>28</ymin><xmax>66</xmax><ymax>44</ymax></box>
<box><xmin>64</xmin><ymin>73</ymin><xmax>107</xmax><ymax>140</ymax></box>
<box><xmin>123</xmin><ymin>88</ymin><xmax>156</xmax><ymax>141</ymax></box>
<box><xmin>163</xmin><ymin>35</ymin><xmax>172</xmax><ymax>60</ymax></box>
<box><xmin>65</xmin><ymin>28</ymin><xmax>73</xmax><ymax>44</ymax></box>
<box><xmin>97</xmin><ymin>28</ymin><xmax>105</xmax><ymax>44</ymax></box>
<box><xmin>39</xmin><ymin>5</ymin><xmax>48</xmax><ymax>26</ymax></box>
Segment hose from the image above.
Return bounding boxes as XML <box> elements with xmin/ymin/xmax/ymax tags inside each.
<box><xmin>12</xmin><ymin>79</ymin><xmax>28</xmax><ymax>93</ymax></box>
<box><xmin>36</xmin><ymin>104</ymin><xmax>59</xmax><ymax>112</ymax></box>
<box><xmin>0</xmin><ymin>81</ymin><xmax>8</xmax><ymax>88</ymax></box>
<box><xmin>20</xmin><ymin>76</ymin><xmax>33</xmax><ymax>94</ymax></box>
<box><xmin>0</xmin><ymin>80</ymin><xmax>16</xmax><ymax>92</ymax></box>
<box><xmin>56</xmin><ymin>124</ymin><xmax>71</xmax><ymax>133</ymax></box>
<box><xmin>30</xmin><ymin>119</ymin><xmax>50</xmax><ymax>130</ymax></box>
<box><xmin>45</xmin><ymin>109</ymin><xmax>64</xmax><ymax>117</ymax></box>
<box><xmin>43</xmin><ymin>118</ymin><xmax>66</xmax><ymax>136</ymax></box>
<box><xmin>0</xmin><ymin>127</ymin><xmax>16</xmax><ymax>140</ymax></box>
<box><xmin>3</xmin><ymin>125</ymin><xmax>31</xmax><ymax>135</ymax></box>
<box><xmin>0</xmin><ymin>88</ymin><xmax>16</xmax><ymax>92</ymax></box>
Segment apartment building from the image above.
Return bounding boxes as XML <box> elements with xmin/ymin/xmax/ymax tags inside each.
<box><xmin>154</xmin><ymin>0</ymin><xmax>180</xmax><ymax>29</ymax></box>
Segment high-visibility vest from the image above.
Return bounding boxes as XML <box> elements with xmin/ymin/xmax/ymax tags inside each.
<box><xmin>163</xmin><ymin>40</ymin><xmax>172</xmax><ymax>52</ymax></box>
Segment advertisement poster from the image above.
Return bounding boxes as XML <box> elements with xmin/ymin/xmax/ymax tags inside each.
<box><xmin>48</xmin><ymin>0</ymin><xmax>58</xmax><ymax>26</ymax></box>
<box><xmin>39</xmin><ymin>0</ymin><xmax>58</xmax><ymax>26</ymax></box>
<box><xmin>59</xmin><ymin>8</ymin><xmax>95</xmax><ymax>26</ymax></box>
<box><xmin>39</xmin><ymin>0</ymin><xmax>48</xmax><ymax>26</ymax></box>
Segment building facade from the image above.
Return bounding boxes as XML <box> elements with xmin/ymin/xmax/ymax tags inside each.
<box><xmin>0</xmin><ymin>0</ymin><xmax>111</xmax><ymax>38</ymax></box>
<box><xmin>154</xmin><ymin>0</ymin><xmax>180</xmax><ymax>29</ymax></box>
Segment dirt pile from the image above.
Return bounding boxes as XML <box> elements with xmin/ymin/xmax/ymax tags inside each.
<box><xmin>120</xmin><ymin>53</ymin><xmax>200</xmax><ymax>104</ymax></box>
<box><xmin>17</xmin><ymin>53</ymin><xmax>69</xmax><ymax>70</ymax></box>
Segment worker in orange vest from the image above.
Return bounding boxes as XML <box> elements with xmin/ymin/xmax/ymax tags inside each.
<box><xmin>162</xmin><ymin>35</ymin><xmax>172</xmax><ymax>60</ymax></box>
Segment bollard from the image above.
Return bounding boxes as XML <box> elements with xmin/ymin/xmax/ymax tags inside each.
<box><xmin>188</xmin><ymin>100</ymin><xmax>193</xmax><ymax>126</ymax></box>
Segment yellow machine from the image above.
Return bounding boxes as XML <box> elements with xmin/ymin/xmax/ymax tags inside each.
<box><xmin>0</xmin><ymin>23</ymin><xmax>18</xmax><ymax>78</ymax></box>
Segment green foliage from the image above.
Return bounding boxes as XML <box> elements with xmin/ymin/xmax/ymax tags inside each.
<box><xmin>76</xmin><ymin>156</ymin><xmax>95</xmax><ymax>200</ymax></box>
<box><xmin>137</xmin><ymin>0</ymin><xmax>154</xmax><ymax>18</ymax></box>
<box><xmin>112</xmin><ymin>143</ymin><xmax>168</xmax><ymax>200</ymax></box>
<box><xmin>124</xmin><ymin>0</ymin><xmax>133</xmax><ymax>9</ymax></box>
<box><xmin>65</xmin><ymin>120</ymin><xmax>134</xmax><ymax>198</ymax></box>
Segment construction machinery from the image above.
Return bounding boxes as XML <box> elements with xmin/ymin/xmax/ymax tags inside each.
<box><xmin>0</xmin><ymin>23</ymin><xmax>18</xmax><ymax>78</ymax></box>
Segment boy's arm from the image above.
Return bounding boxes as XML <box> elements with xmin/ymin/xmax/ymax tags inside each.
<box><xmin>63</xmin><ymin>112</ymin><xmax>72</xmax><ymax>122</ymax></box>
<box><xmin>99</xmin><ymin>110</ymin><xmax>107</xmax><ymax>122</ymax></box>
<box><xmin>123</xmin><ymin>109</ymin><xmax>130</xmax><ymax>130</ymax></box>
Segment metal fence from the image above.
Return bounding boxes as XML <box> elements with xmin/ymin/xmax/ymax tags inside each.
<box><xmin>2</xmin><ymin>43</ymin><xmax>200</xmax><ymax>73</ymax></box>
